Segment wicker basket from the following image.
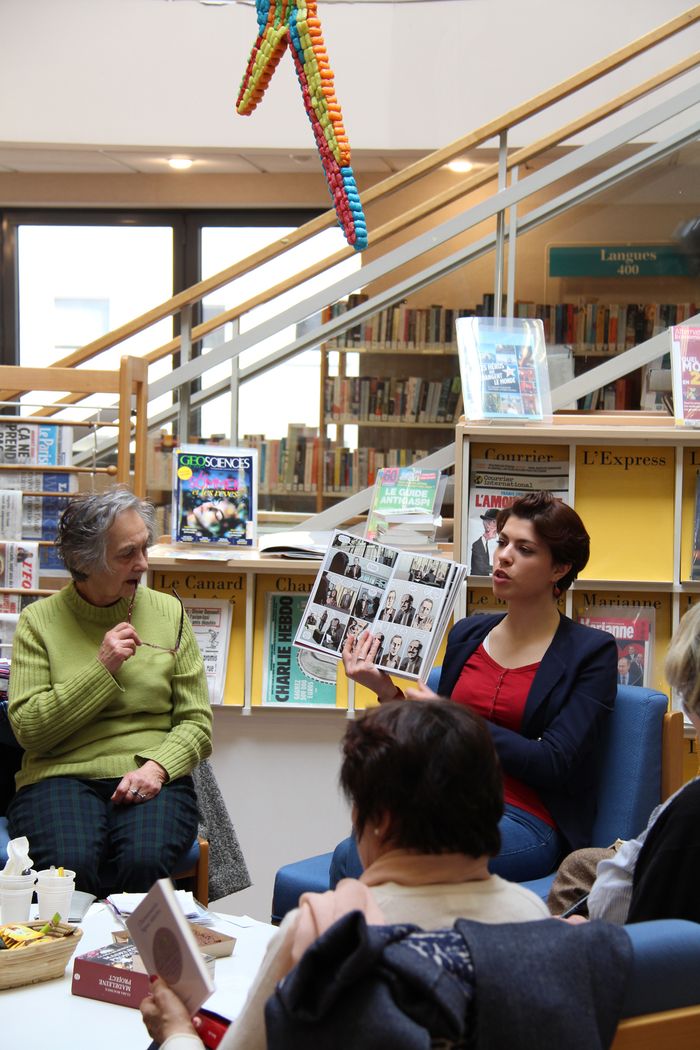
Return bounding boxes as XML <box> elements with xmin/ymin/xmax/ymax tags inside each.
<box><xmin>0</xmin><ymin>921</ymin><xmax>83</xmax><ymax>991</ymax></box>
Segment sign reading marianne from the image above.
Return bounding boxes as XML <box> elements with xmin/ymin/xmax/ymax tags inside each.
<box><xmin>549</xmin><ymin>245</ymin><xmax>692</xmax><ymax>278</ymax></box>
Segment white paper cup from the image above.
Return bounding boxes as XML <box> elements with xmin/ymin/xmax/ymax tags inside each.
<box><xmin>35</xmin><ymin>868</ymin><xmax>76</xmax><ymax>922</ymax></box>
<box><xmin>0</xmin><ymin>870</ymin><xmax>37</xmax><ymax>923</ymax></box>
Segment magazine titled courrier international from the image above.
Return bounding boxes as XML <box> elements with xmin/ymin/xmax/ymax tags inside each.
<box><xmin>293</xmin><ymin>530</ymin><xmax>468</xmax><ymax>682</ymax></box>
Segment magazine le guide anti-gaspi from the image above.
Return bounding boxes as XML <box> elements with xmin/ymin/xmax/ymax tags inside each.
<box><xmin>455</xmin><ymin>316</ymin><xmax>552</xmax><ymax>422</ymax></box>
<box><xmin>293</xmin><ymin>530</ymin><xmax>468</xmax><ymax>682</ymax></box>
<box><xmin>172</xmin><ymin>444</ymin><xmax>258</xmax><ymax>547</ymax></box>
<box><xmin>670</xmin><ymin>325</ymin><xmax>700</xmax><ymax>426</ymax></box>
<box><xmin>365</xmin><ymin>466</ymin><xmax>445</xmax><ymax>542</ymax></box>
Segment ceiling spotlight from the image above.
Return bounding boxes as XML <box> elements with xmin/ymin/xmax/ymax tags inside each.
<box><xmin>168</xmin><ymin>157</ymin><xmax>194</xmax><ymax>171</ymax></box>
<box><xmin>446</xmin><ymin>159</ymin><xmax>474</xmax><ymax>174</ymax></box>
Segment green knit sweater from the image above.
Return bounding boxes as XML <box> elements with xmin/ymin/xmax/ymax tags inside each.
<box><xmin>8</xmin><ymin>584</ymin><xmax>212</xmax><ymax>790</ymax></box>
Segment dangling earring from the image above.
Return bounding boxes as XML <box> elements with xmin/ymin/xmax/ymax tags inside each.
<box><xmin>373</xmin><ymin>827</ymin><xmax>380</xmax><ymax>836</ymax></box>
<box><xmin>553</xmin><ymin>583</ymin><xmax>562</xmax><ymax>598</ymax></box>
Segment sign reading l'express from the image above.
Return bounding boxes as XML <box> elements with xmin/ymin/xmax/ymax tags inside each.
<box><xmin>549</xmin><ymin>245</ymin><xmax>692</xmax><ymax>278</ymax></box>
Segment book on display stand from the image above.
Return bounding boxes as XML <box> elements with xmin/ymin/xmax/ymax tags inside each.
<box><xmin>455</xmin><ymin>316</ymin><xmax>552</xmax><ymax>422</ymax></box>
<box><xmin>171</xmin><ymin>444</ymin><xmax>258</xmax><ymax>547</ymax></box>
<box><xmin>365</xmin><ymin>466</ymin><xmax>446</xmax><ymax>543</ymax></box>
<box><xmin>670</xmin><ymin>324</ymin><xmax>700</xmax><ymax>426</ymax></box>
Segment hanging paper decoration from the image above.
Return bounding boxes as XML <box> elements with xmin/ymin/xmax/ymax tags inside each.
<box><xmin>237</xmin><ymin>0</ymin><xmax>368</xmax><ymax>251</ymax></box>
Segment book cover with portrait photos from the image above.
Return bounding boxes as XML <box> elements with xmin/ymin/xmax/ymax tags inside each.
<box><xmin>293</xmin><ymin>530</ymin><xmax>468</xmax><ymax>681</ymax></box>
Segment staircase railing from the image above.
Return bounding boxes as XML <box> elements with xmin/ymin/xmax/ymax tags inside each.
<box><xmin>2</xmin><ymin>6</ymin><xmax>699</xmax><ymax>530</ymax></box>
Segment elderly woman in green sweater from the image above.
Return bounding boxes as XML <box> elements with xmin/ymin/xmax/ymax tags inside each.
<box><xmin>7</xmin><ymin>488</ymin><xmax>212</xmax><ymax>896</ymax></box>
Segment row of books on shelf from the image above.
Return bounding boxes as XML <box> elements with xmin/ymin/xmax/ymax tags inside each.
<box><xmin>323</xmin><ymin>375</ymin><xmax>463</xmax><ymax>425</ymax></box>
<box><xmin>244</xmin><ymin>430</ymin><xmax>438</xmax><ymax>495</ymax></box>
<box><xmin>323</xmin><ymin>294</ymin><xmax>479</xmax><ymax>351</ymax></box>
<box><xmin>577</xmin><ymin>376</ymin><xmax>640</xmax><ymax>411</ymax></box>
<box><xmin>322</xmin><ymin>296</ymin><xmax>697</xmax><ymax>354</ymax></box>
<box><xmin>546</xmin><ymin>301</ymin><xmax>697</xmax><ymax>354</ymax></box>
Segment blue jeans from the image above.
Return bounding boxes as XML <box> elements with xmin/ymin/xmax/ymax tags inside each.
<box><xmin>329</xmin><ymin>805</ymin><xmax>563</xmax><ymax>887</ymax></box>
<box><xmin>488</xmin><ymin>804</ymin><xmax>563</xmax><ymax>881</ymax></box>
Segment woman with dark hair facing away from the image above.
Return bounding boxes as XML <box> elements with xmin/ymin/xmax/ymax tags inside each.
<box><xmin>7</xmin><ymin>488</ymin><xmax>212</xmax><ymax>896</ymax></box>
<box><xmin>140</xmin><ymin>700</ymin><xmax>548</xmax><ymax>1050</ymax></box>
<box><xmin>342</xmin><ymin>491</ymin><xmax>617</xmax><ymax>882</ymax></box>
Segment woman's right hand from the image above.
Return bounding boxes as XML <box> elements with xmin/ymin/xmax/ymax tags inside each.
<box><xmin>140</xmin><ymin>977</ymin><xmax>198</xmax><ymax>1044</ymax></box>
<box><xmin>342</xmin><ymin>630</ymin><xmax>403</xmax><ymax>702</ymax></box>
<box><xmin>97</xmin><ymin>622</ymin><xmax>141</xmax><ymax>675</ymax></box>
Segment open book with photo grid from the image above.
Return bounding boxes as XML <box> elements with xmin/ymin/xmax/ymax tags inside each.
<box><xmin>293</xmin><ymin>530</ymin><xmax>467</xmax><ymax>681</ymax></box>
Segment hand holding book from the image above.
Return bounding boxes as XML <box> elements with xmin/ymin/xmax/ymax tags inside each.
<box><xmin>140</xmin><ymin>977</ymin><xmax>199</xmax><ymax>1046</ymax></box>
<box><xmin>342</xmin><ymin>630</ymin><xmax>405</xmax><ymax>701</ymax></box>
<box><xmin>294</xmin><ymin>531</ymin><xmax>468</xmax><ymax>684</ymax></box>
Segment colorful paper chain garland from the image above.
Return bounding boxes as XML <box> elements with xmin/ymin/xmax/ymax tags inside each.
<box><xmin>236</xmin><ymin>0</ymin><xmax>368</xmax><ymax>251</ymax></box>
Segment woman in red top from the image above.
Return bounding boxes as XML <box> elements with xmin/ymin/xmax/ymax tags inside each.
<box><xmin>341</xmin><ymin>491</ymin><xmax>618</xmax><ymax>882</ymax></box>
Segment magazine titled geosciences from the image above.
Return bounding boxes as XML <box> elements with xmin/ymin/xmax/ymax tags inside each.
<box><xmin>293</xmin><ymin>530</ymin><xmax>468</xmax><ymax>682</ymax></box>
<box><xmin>172</xmin><ymin>444</ymin><xmax>258</xmax><ymax>547</ymax></box>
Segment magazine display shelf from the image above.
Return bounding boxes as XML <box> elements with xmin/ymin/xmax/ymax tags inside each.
<box><xmin>147</xmin><ymin>546</ymin><xmax>341</xmax><ymax>711</ymax></box>
<box><xmin>454</xmin><ymin>414</ymin><xmax>700</xmax><ymax>701</ymax></box>
<box><xmin>0</xmin><ymin>359</ymin><xmax>147</xmax><ymax>612</ymax></box>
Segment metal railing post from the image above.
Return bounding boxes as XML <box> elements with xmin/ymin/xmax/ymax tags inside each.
<box><xmin>493</xmin><ymin>130</ymin><xmax>509</xmax><ymax>320</ymax></box>
<box><xmin>506</xmin><ymin>165</ymin><xmax>519</xmax><ymax>321</ymax></box>
<box><xmin>177</xmin><ymin>305</ymin><xmax>193</xmax><ymax>441</ymax></box>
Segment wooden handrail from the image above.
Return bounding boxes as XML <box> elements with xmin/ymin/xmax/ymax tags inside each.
<box><xmin>0</xmin><ymin>359</ymin><xmax>147</xmax><ymax>494</ymax></box>
<box><xmin>0</xmin><ymin>3</ymin><xmax>695</xmax><ymax>408</ymax></box>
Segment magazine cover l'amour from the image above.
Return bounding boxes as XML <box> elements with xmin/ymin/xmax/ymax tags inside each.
<box><xmin>172</xmin><ymin>445</ymin><xmax>258</xmax><ymax>546</ymax></box>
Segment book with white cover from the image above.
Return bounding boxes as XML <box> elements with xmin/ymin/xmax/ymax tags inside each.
<box><xmin>126</xmin><ymin>878</ymin><xmax>214</xmax><ymax>1015</ymax></box>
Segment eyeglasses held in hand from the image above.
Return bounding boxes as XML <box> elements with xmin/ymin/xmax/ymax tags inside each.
<box><xmin>127</xmin><ymin>586</ymin><xmax>185</xmax><ymax>655</ymax></box>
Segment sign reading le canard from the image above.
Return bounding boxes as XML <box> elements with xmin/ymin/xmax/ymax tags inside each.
<box><xmin>549</xmin><ymin>245</ymin><xmax>692</xmax><ymax>278</ymax></box>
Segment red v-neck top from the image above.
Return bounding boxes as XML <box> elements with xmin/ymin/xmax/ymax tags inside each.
<box><xmin>451</xmin><ymin>643</ymin><xmax>555</xmax><ymax>827</ymax></box>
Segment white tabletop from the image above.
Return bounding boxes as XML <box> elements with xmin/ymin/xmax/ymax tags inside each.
<box><xmin>0</xmin><ymin>903</ymin><xmax>277</xmax><ymax>1049</ymax></box>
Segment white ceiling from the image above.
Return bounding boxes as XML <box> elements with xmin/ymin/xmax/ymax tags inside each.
<box><xmin>0</xmin><ymin>144</ymin><xmax>433</xmax><ymax>176</ymax></box>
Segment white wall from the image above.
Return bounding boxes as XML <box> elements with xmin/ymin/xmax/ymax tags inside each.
<box><xmin>1</xmin><ymin>0</ymin><xmax>698</xmax><ymax>152</ymax></box>
<box><xmin>207</xmin><ymin>707</ymin><xmax>351</xmax><ymax>920</ymax></box>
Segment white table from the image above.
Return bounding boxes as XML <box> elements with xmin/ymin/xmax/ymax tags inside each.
<box><xmin>0</xmin><ymin>904</ymin><xmax>277</xmax><ymax>1049</ymax></box>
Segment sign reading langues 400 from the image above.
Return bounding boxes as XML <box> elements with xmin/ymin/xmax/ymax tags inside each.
<box><xmin>549</xmin><ymin>245</ymin><xmax>693</xmax><ymax>278</ymax></box>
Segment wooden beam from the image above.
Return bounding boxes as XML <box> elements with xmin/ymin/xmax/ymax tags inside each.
<box><xmin>661</xmin><ymin>709</ymin><xmax>685</xmax><ymax>801</ymax></box>
<box><xmin>613</xmin><ymin>1005</ymin><xmax>700</xmax><ymax>1050</ymax></box>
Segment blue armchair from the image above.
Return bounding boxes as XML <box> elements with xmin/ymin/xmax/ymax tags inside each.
<box><xmin>271</xmin><ymin>675</ymin><xmax>684</xmax><ymax>921</ymax></box>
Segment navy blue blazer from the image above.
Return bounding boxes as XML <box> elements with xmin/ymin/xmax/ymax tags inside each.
<box><xmin>438</xmin><ymin>613</ymin><xmax>618</xmax><ymax>852</ymax></box>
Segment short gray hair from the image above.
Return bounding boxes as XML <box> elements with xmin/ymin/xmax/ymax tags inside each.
<box><xmin>665</xmin><ymin>603</ymin><xmax>700</xmax><ymax>718</ymax></box>
<box><xmin>55</xmin><ymin>487</ymin><xmax>156</xmax><ymax>581</ymax></box>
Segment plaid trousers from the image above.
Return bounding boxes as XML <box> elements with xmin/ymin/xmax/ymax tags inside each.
<box><xmin>7</xmin><ymin>775</ymin><xmax>199</xmax><ymax>897</ymax></box>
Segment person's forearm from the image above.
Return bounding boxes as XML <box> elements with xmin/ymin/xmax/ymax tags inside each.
<box><xmin>377</xmin><ymin>681</ymin><xmax>405</xmax><ymax>702</ymax></box>
<box><xmin>139</xmin><ymin>627</ymin><xmax>213</xmax><ymax>777</ymax></box>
